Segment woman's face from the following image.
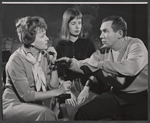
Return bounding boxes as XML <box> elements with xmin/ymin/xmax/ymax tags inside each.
<box><xmin>69</xmin><ymin>17</ymin><xmax>82</xmax><ymax>37</ymax></box>
<box><xmin>33</xmin><ymin>28</ymin><xmax>49</xmax><ymax>50</ymax></box>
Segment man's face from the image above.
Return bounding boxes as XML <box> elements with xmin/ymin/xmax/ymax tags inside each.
<box><xmin>100</xmin><ymin>21</ymin><xmax>119</xmax><ymax>48</ymax></box>
<box><xmin>33</xmin><ymin>28</ymin><xmax>49</xmax><ymax>50</ymax></box>
<box><xmin>69</xmin><ymin>17</ymin><xmax>82</xmax><ymax>37</ymax></box>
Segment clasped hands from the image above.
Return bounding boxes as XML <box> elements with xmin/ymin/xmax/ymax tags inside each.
<box><xmin>46</xmin><ymin>50</ymin><xmax>89</xmax><ymax>106</ymax></box>
<box><xmin>66</xmin><ymin>86</ymin><xmax>89</xmax><ymax>106</ymax></box>
<box><xmin>59</xmin><ymin>78</ymin><xmax>89</xmax><ymax>106</ymax></box>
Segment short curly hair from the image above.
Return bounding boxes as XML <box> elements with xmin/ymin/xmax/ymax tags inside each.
<box><xmin>15</xmin><ymin>16</ymin><xmax>47</xmax><ymax>47</ymax></box>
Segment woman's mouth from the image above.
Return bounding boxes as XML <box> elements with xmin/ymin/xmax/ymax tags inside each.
<box><xmin>45</xmin><ymin>43</ymin><xmax>48</xmax><ymax>46</ymax></box>
<box><xmin>75</xmin><ymin>30</ymin><xmax>80</xmax><ymax>33</ymax></box>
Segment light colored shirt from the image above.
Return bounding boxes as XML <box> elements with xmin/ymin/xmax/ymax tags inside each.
<box><xmin>112</xmin><ymin>49</ymin><xmax>120</xmax><ymax>62</ymax></box>
<box><xmin>69</xmin><ymin>37</ymin><xmax>148</xmax><ymax>93</ymax></box>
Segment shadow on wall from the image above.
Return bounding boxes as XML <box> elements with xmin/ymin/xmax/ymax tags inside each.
<box><xmin>51</xmin><ymin>5</ymin><xmax>102</xmax><ymax>49</ymax></box>
<box><xmin>2</xmin><ymin>4</ymin><xmax>148</xmax><ymax>52</ymax></box>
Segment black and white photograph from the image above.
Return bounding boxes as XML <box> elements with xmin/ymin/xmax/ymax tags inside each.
<box><xmin>1</xmin><ymin>1</ymin><xmax>149</xmax><ymax>122</ymax></box>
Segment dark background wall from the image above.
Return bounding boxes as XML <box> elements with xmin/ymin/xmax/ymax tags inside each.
<box><xmin>2</xmin><ymin>4</ymin><xmax>148</xmax><ymax>51</ymax></box>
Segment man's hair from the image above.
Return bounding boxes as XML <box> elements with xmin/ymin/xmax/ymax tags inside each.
<box><xmin>60</xmin><ymin>8</ymin><xmax>83</xmax><ymax>41</ymax></box>
<box><xmin>102</xmin><ymin>15</ymin><xmax>127</xmax><ymax>37</ymax></box>
<box><xmin>15</xmin><ymin>16</ymin><xmax>47</xmax><ymax>47</ymax></box>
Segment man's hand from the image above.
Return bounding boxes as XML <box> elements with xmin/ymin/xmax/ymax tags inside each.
<box><xmin>77</xmin><ymin>86</ymin><xmax>89</xmax><ymax>105</ymax></box>
<box><xmin>56</xmin><ymin>57</ymin><xmax>70</xmax><ymax>64</ymax></box>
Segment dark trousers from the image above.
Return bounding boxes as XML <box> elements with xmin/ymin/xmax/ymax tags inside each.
<box><xmin>74</xmin><ymin>90</ymin><xmax>148</xmax><ymax>120</ymax></box>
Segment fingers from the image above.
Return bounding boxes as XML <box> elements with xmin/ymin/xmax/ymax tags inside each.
<box><xmin>58</xmin><ymin>78</ymin><xmax>64</xmax><ymax>84</ymax></box>
<box><xmin>58</xmin><ymin>81</ymin><xmax>71</xmax><ymax>94</ymax></box>
<box><xmin>56</xmin><ymin>57</ymin><xmax>63</xmax><ymax>61</ymax></box>
<box><xmin>66</xmin><ymin>98</ymin><xmax>77</xmax><ymax>106</ymax></box>
<box><xmin>66</xmin><ymin>99</ymin><xmax>72</xmax><ymax>105</ymax></box>
<box><xmin>64</xmin><ymin>80</ymin><xmax>72</xmax><ymax>85</ymax></box>
<box><xmin>77</xmin><ymin>97</ymin><xmax>85</xmax><ymax>105</ymax></box>
<box><xmin>65</xmin><ymin>91</ymin><xmax>77</xmax><ymax>106</ymax></box>
<box><xmin>47</xmin><ymin>46</ymin><xmax>57</xmax><ymax>54</ymax></box>
<box><xmin>47</xmin><ymin>47</ymin><xmax>57</xmax><ymax>62</ymax></box>
<box><xmin>77</xmin><ymin>97</ymin><xmax>83</xmax><ymax>105</ymax></box>
<box><xmin>62</xmin><ymin>81</ymin><xmax>71</xmax><ymax>91</ymax></box>
<box><xmin>87</xmin><ymin>93</ymin><xmax>89</xmax><ymax>98</ymax></box>
<box><xmin>71</xmin><ymin>94</ymin><xmax>77</xmax><ymax>106</ymax></box>
<box><xmin>77</xmin><ymin>92</ymin><xmax>89</xmax><ymax>105</ymax></box>
<box><xmin>67</xmin><ymin>99</ymin><xmax>76</xmax><ymax>106</ymax></box>
<box><xmin>56</xmin><ymin>57</ymin><xmax>70</xmax><ymax>62</ymax></box>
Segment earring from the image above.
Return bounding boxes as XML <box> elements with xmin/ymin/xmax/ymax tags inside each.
<box><xmin>31</xmin><ymin>43</ymin><xmax>35</xmax><ymax>46</ymax></box>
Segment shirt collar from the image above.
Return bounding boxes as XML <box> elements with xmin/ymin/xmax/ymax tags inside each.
<box><xmin>22</xmin><ymin>46</ymin><xmax>40</xmax><ymax>57</ymax></box>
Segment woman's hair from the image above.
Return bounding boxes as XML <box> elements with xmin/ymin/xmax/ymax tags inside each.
<box><xmin>60</xmin><ymin>8</ymin><xmax>83</xmax><ymax>41</ymax></box>
<box><xmin>102</xmin><ymin>15</ymin><xmax>127</xmax><ymax>37</ymax></box>
<box><xmin>15</xmin><ymin>16</ymin><xmax>47</xmax><ymax>47</ymax></box>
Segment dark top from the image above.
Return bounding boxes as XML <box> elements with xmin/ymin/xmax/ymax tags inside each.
<box><xmin>56</xmin><ymin>38</ymin><xmax>96</xmax><ymax>84</ymax></box>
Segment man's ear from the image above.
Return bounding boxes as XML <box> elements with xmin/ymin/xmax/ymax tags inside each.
<box><xmin>117</xmin><ymin>30</ymin><xmax>123</xmax><ymax>39</ymax></box>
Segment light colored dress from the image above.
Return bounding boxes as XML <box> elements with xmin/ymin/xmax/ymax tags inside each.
<box><xmin>3</xmin><ymin>46</ymin><xmax>57</xmax><ymax>121</ymax></box>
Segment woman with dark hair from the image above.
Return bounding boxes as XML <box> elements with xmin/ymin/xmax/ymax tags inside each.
<box><xmin>3</xmin><ymin>16</ymin><xmax>71</xmax><ymax>121</ymax></box>
<box><xmin>56</xmin><ymin>8</ymin><xmax>96</xmax><ymax>107</ymax></box>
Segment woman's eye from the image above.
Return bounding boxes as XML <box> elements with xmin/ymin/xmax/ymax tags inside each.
<box><xmin>41</xmin><ymin>34</ymin><xmax>45</xmax><ymax>37</ymax></box>
<box><xmin>71</xmin><ymin>22</ymin><xmax>75</xmax><ymax>25</ymax></box>
<box><xmin>78</xmin><ymin>22</ymin><xmax>82</xmax><ymax>25</ymax></box>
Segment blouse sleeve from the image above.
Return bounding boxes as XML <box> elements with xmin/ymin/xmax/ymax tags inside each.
<box><xmin>6</xmin><ymin>57</ymin><xmax>35</xmax><ymax>102</ymax></box>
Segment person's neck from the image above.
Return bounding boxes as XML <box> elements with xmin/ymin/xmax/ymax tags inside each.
<box><xmin>28</xmin><ymin>46</ymin><xmax>40</xmax><ymax>58</ymax></box>
<box><xmin>70</xmin><ymin>36</ymin><xmax>79</xmax><ymax>43</ymax></box>
<box><xmin>112</xmin><ymin>38</ymin><xmax>125</xmax><ymax>51</ymax></box>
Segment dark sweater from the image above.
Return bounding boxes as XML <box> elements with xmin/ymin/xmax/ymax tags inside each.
<box><xmin>56</xmin><ymin>38</ymin><xmax>96</xmax><ymax>83</ymax></box>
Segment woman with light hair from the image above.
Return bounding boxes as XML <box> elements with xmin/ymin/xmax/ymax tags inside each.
<box><xmin>56</xmin><ymin>8</ymin><xmax>96</xmax><ymax>107</ymax></box>
<box><xmin>3</xmin><ymin>16</ymin><xmax>71</xmax><ymax>121</ymax></box>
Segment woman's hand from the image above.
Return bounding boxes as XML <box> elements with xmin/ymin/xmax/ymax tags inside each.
<box><xmin>77</xmin><ymin>86</ymin><xmax>89</xmax><ymax>105</ymax></box>
<box><xmin>66</xmin><ymin>91</ymin><xmax>77</xmax><ymax>106</ymax></box>
<box><xmin>47</xmin><ymin>46</ymin><xmax>57</xmax><ymax>64</ymax></box>
<box><xmin>57</xmin><ymin>80</ymin><xmax>71</xmax><ymax>95</ymax></box>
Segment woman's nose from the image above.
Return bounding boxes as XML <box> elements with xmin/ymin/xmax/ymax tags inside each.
<box><xmin>45</xmin><ymin>36</ymin><xmax>49</xmax><ymax>41</ymax></box>
<box><xmin>76</xmin><ymin>24</ymin><xmax>79</xmax><ymax>29</ymax></box>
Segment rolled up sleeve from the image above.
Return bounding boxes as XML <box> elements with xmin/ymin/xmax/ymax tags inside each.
<box><xmin>100</xmin><ymin>43</ymin><xmax>148</xmax><ymax>76</ymax></box>
<box><xmin>70</xmin><ymin>50</ymin><xmax>101</xmax><ymax>73</ymax></box>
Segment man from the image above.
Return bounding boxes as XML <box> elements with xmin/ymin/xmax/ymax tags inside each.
<box><xmin>56</xmin><ymin>15</ymin><xmax>148</xmax><ymax>120</ymax></box>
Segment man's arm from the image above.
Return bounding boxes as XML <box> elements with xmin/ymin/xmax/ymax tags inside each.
<box><xmin>69</xmin><ymin>50</ymin><xmax>101</xmax><ymax>74</ymax></box>
<box><xmin>97</xmin><ymin>43</ymin><xmax>148</xmax><ymax>76</ymax></box>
